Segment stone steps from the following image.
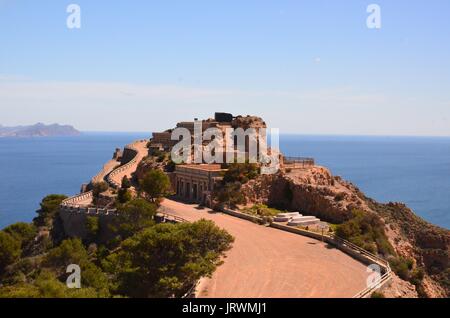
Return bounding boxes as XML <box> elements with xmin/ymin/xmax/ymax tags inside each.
<box><xmin>273</xmin><ymin>212</ymin><xmax>321</xmax><ymax>226</ymax></box>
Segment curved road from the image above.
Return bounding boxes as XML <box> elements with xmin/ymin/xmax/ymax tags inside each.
<box><xmin>108</xmin><ymin>140</ymin><xmax>148</xmax><ymax>188</ymax></box>
<box><xmin>160</xmin><ymin>199</ymin><xmax>369</xmax><ymax>298</ymax></box>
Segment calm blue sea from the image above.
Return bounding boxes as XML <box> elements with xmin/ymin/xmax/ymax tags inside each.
<box><xmin>0</xmin><ymin>133</ymin><xmax>449</xmax><ymax>229</ymax></box>
<box><xmin>0</xmin><ymin>132</ymin><xmax>149</xmax><ymax>229</ymax></box>
<box><xmin>281</xmin><ymin>135</ymin><xmax>450</xmax><ymax>229</ymax></box>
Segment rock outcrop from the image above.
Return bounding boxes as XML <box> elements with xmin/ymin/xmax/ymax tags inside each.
<box><xmin>368</xmin><ymin>200</ymin><xmax>449</xmax><ymax>297</ymax></box>
<box><xmin>231</xmin><ymin>115</ymin><xmax>266</xmax><ymax>130</ymax></box>
<box><xmin>243</xmin><ymin>166</ymin><xmax>368</xmax><ymax>224</ymax></box>
<box><xmin>382</xmin><ymin>273</ymin><xmax>419</xmax><ymax>298</ymax></box>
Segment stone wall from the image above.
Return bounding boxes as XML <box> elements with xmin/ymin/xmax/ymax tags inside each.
<box><xmin>59</xmin><ymin>208</ymin><xmax>117</xmax><ymax>243</ymax></box>
<box><xmin>121</xmin><ymin>146</ymin><xmax>138</xmax><ymax>165</ymax></box>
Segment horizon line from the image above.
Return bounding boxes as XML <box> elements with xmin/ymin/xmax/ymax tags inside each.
<box><xmin>79</xmin><ymin>130</ymin><xmax>450</xmax><ymax>139</ymax></box>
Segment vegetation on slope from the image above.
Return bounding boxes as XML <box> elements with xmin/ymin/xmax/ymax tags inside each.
<box><xmin>212</xmin><ymin>162</ymin><xmax>260</xmax><ymax>208</ymax></box>
<box><xmin>32</xmin><ymin>194</ymin><xmax>67</xmax><ymax>227</ymax></box>
<box><xmin>242</xmin><ymin>204</ymin><xmax>283</xmax><ymax>217</ymax></box>
<box><xmin>221</xmin><ymin>162</ymin><xmax>259</xmax><ymax>184</ymax></box>
<box><xmin>103</xmin><ymin>220</ymin><xmax>233</xmax><ymax>298</ymax></box>
<box><xmin>332</xmin><ymin>209</ymin><xmax>433</xmax><ymax>296</ymax></box>
<box><xmin>0</xmin><ymin>187</ymin><xmax>234</xmax><ymax>298</ymax></box>
<box><xmin>139</xmin><ymin>169</ymin><xmax>172</xmax><ymax>204</ymax></box>
<box><xmin>367</xmin><ymin>199</ymin><xmax>450</xmax><ymax>297</ymax></box>
<box><xmin>335</xmin><ymin>210</ymin><xmax>394</xmax><ymax>256</ymax></box>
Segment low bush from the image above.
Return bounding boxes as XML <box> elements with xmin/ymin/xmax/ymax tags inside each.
<box><xmin>371</xmin><ymin>291</ymin><xmax>385</xmax><ymax>298</ymax></box>
<box><xmin>243</xmin><ymin>204</ymin><xmax>283</xmax><ymax>217</ymax></box>
<box><xmin>213</xmin><ymin>182</ymin><xmax>246</xmax><ymax>208</ymax></box>
<box><xmin>335</xmin><ymin>210</ymin><xmax>395</xmax><ymax>256</ymax></box>
<box><xmin>33</xmin><ymin>194</ymin><xmax>67</xmax><ymax>227</ymax></box>
<box><xmin>222</xmin><ymin>163</ymin><xmax>259</xmax><ymax>185</ymax></box>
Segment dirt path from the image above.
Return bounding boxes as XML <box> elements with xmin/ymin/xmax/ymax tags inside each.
<box><xmin>160</xmin><ymin>199</ymin><xmax>369</xmax><ymax>298</ymax></box>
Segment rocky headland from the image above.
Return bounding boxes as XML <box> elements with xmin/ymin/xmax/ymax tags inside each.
<box><xmin>0</xmin><ymin>123</ymin><xmax>80</xmax><ymax>137</ymax></box>
<box><xmin>241</xmin><ymin>166</ymin><xmax>450</xmax><ymax>297</ymax></box>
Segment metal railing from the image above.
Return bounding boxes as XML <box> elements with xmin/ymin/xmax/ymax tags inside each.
<box><xmin>283</xmin><ymin>157</ymin><xmax>315</xmax><ymax>168</ymax></box>
<box><xmin>353</xmin><ymin>270</ymin><xmax>392</xmax><ymax>298</ymax></box>
<box><xmin>330</xmin><ymin>234</ymin><xmax>392</xmax><ymax>298</ymax></box>
<box><xmin>182</xmin><ymin>280</ymin><xmax>200</xmax><ymax>299</ymax></box>
<box><xmin>157</xmin><ymin>212</ymin><xmax>188</xmax><ymax>223</ymax></box>
<box><xmin>284</xmin><ymin>157</ymin><xmax>315</xmax><ymax>163</ymax></box>
<box><xmin>331</xmin><ymin>235</ymin><xmax>390</xmax><ymax>266</ymax></box>
<box><xmin>229</xmin><ymin>206</ymin><xmax>392</xmax><ymax>298</ymax></box>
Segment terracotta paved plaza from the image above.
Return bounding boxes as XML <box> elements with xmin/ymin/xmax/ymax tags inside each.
<box><xmin>160</xmin><ymin>199</ymin><xmax>369</xmax><ymax>298</ymax></box>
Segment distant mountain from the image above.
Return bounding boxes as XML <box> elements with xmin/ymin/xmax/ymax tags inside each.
<box><xmin>0</xmin><ymin>123</ymin><xmax>81</xmax><ymax>137</ymax></box>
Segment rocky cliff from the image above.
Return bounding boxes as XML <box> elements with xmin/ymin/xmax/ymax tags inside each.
<box><xmin>241</xmin><ymin>166</ymin><xmax>450</xmax><ymax>298</ymax></box>
<box><xmin>243</xmin><ymin>166</ymin><xmax>368</xmax><ymax>223</ymax></box>
<box><xmin>231</xmin><ymin>115</ymin><xmax>267</xmax><ymax>130</ymax></box>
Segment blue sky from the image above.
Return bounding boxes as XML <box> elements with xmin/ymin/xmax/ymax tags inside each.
<box><xmin>1</xmin><ymin>0</ymin><xmax>449</xmax><ymax>135</ymax></box>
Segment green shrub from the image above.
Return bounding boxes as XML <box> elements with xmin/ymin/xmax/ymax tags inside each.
<box><xmin>371</xmin><ymin>291</ymin><xmax>385</xmax><ymax>298</ymax></box>
<box><xmin>43</xmin><ymin>238</ymin><xmax>110</xmax><ymax>294</ymax></box>
<box><xmin>222</xmin><ymin>163</ymin><xmax>259</xmax><ymax>185</ymax></box>
<box><xmin>213</xmin><ymin>182</ymin><xmax>246</xmax><ymax>208</ymax></box>
<box><xmin>104</xmin><ymin>220</ymin><xmax>233</xmax><ymax>298</ymax></box>
<box><xmin>117</xmin><ymin>188</ymin><xmax>132</xmax><ymax>204</ymax></box>
<box><xmin>92</xmin><ymin>182</ymin><xmax>109</xmax><ymax>198</ymax></box>
<box><xmin>86</xmin><ymin>216</ymin><xmax>100</xmax><ymax>242</ymax></box>
<box><xmin>0</xmin><ymin>269</ymin><xmax>106</xmax><ymax>298</ymax></box>
<box><xmin>121</xmin><ymin>176</ymin><xmax>131</xmax><ymax>189</ymax></box>
<box><xmin>3</xmin><ymin>223</ymin><xmax>37</xmax><ymax>250</ymax></box>
<box><xmin>410</xmin><ymin>267</ymin><xmax>425</xmax><ymax>286</ymax></box>
<box><xmin>139</xmin><ymin>169</ymin><xmax>172</xmax><ymax>204</ymax></box>
<box><xmin>243</xmin><ymin>204</ymin><xmax>282</xmax><ymax>217</ymax></box>
<box><xmin>44</xmin><ymin>238</ymin><xmax>89</xmax><ymax>268</ymax></box>
<box><xmin>158</xmin><ymin>155</ymin><xmax>166</xmax><ymax>162</ymax></box>
<box><xmin>389</xmin><ymin>257</ymin><xmax>416</xmax><ymax>281</ymax></box>
<box><xmin>0</xmin><ymin>231</ymin><xmax>21</xmax><ymax>272</ymax></box>
<box><xmin>33</xmin><ymin>194</ymin><xmax>68</xmax><ymax>227</ymax></box>
<box><xmin>165</xmin><ymin>160</ymin><xmax>176</xmax><ymax>172</ymax></box>
<box><xmin>335</xmin><ymin>210</ymin><xmax>395</xmax><ymax>256</ymax></box>
<box><xmin>112</xmin><ymin>199</ymin><xmax>157</xmax><ymax>240</ymax></box>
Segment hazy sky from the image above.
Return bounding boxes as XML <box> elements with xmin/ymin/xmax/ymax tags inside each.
<box><xmin>1</xmin><ymin>0</ymin><xmax>449</xmax><ymax>135</ymax></box>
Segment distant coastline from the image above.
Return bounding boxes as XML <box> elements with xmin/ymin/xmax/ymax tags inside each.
<box><xmin>0</xmin><ymin>123</ymin><xmax>80</xmax><ymax>138</ymax></box>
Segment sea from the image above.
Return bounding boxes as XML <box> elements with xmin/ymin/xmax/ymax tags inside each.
<box><xmin>0</xmin><ymin>133</ymin><xmax>449</xmax><ymax>229</ymax></box>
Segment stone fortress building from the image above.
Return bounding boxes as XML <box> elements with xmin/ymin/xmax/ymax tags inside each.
<box><xmin>173</xmin><ymin>164</ymin><xmax>224</xmax><ymax>206</ymax></box>
<box><xmin>150</xmin><ymin>112</ymin><xmax>264</xmax><ymax>204</ymax></box>
<box><xmin>149</xmin><ymin>112</ymin><xmax>267</xmax><ymax>153</ymax></box>
<box><xmin>59</xmin><ymin>112</ymin><xmax>315</xmax><ymax>235</ymax></box>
